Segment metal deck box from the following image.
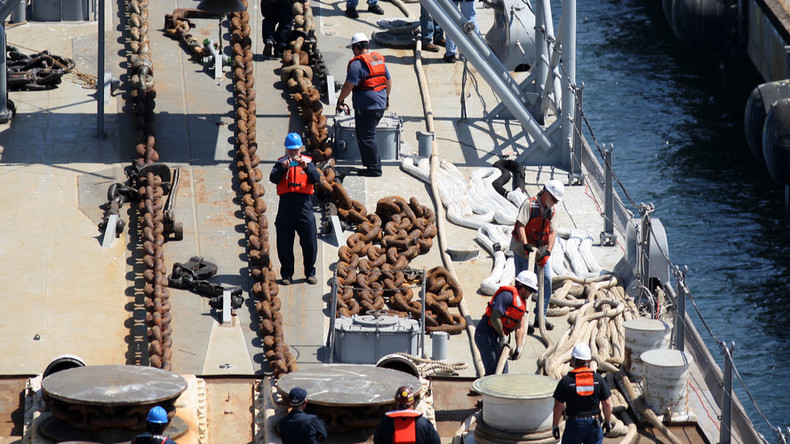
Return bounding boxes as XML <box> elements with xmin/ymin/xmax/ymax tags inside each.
<box><xmin>333</xmin><ymin>315</ymin><xmax>419</xmax><ymax>364</ymax></box>
<box><xmin>332</xmin><ymin>112</ymin><xmax>402</xmax><ymax>161</ymax></box>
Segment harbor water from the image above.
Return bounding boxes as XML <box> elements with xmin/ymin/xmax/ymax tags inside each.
<box><xmin>569</xmin><ymin>0</ymin><xmax>790</xmax><ymax>438</ymax></box>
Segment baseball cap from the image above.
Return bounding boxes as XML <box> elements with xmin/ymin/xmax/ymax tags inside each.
<box><xmin>288</xmin><ymin>387</ymin><xmax>308</xmax><ymax>406</ymax></box>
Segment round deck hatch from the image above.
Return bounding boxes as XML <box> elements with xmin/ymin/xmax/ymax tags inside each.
<box><xmin>278</xmin><ymin>364</ymin><xmax>420</xmax><ymax>407</ymax></box>
<box><xmin>472</xmin><ymin>373</ymin><xmax>556</xmax><ymax>399</ymax></box>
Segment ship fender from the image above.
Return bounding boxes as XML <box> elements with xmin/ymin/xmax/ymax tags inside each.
<box><xmin>664</xmin><ymin>0</ymin><xmax>737</xmax><ymax>52</ymax></box>
<box><xmin>761</xmin><ymin>97</ymin><xmax>790</xmax><ymax>184</ymax></box>
<box><xmin>744</xmin><ymin>80</ymin><xmax>790</xmax><ymax>165</ymax></box>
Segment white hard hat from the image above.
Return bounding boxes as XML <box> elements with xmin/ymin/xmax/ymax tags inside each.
<box><xmin>348</xmin><ymin>32</ymin><xmax>369</xmax><ymax>47</ymax></box>
<box><xmin>544</xmin><ymin>179</ymin><xmax>565</xmax><ymax>202</ymax></box>
<box><xmin>571</xmin><ymin>343</ymin><xmax>591</xmax><ymax>361</ymax></box>
<box><xmin>515</xmin><ymin>270</ymin><xmax>538</xmax><ymax>291</ymax></box>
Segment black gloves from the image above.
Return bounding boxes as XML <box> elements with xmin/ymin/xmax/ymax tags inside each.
<box><xmin>523</xmin><ymin>243</ymin><xmax>533</xmax><ymax>253</ymax></box>
<box><xmin>602</xmin><ymin>420</ymin><xmax>612</xmax><ymax>435</ymax></box>
<box><xmin>552</xmin><ymin>426</ymin><xmax>560</xmax><ymax>440</ymax></box>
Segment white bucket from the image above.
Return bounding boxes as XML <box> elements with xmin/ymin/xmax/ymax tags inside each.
<box><xmin>623</xmin><ymin>319</ymin><xmax>670</xmax><ymax>382</ymax></box>
<box><xmin>472</xmin><ymin>374</ymin><xmax>557</xmax><ymax>433</ymax></box>
<box><xmin>641</xmin><ymin>349</ymin><xmax>693</xmax><ymax>418</ymax></box>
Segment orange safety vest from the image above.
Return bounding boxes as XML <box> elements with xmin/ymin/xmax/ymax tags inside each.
<box><xmin>571</xmin><ymin>367</ymin><xmax>595</xmax><ymax>396</ymax></box>
<box><xmin>513</xmin><ymin>195</ymin><xmax>553</xmax><ymax>246</ymax></box>
<box><xmin>348</xmin><ymin>52</ymin><xmax>387</xmax><ymax>91</ymax></box>
<box><xmin>485</xmin><ymin>286</ymin><xmax>526</xmax><ymax>334</ymax></box>
<box><xmin>276</xmin><ymin>155</ymin><xmax>315</xmax><ymax>196</ymax></box>
<box><xmin>386</xmin><ymin>409</ymin><xmax>422</xmax><ymax>444</ymax></box>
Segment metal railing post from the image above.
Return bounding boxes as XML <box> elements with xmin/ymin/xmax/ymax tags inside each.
<box><xmin>639</xmin><ymin>204</ymin><xmax>654</xmax><ymax>292</ymax></box>
<box><xmin>570</xmin><ymin>84</ymin><xmax>584</xmax><ymax>184</ymax></box>
<box><xmin>600</xmin><ymin>145</ymin><xmax>616</xmax><ymax>246</ymax></box>
<box><xmin>97</xmin><ymin>0</ymin><xmax>106</xmax><ymax>137</ymax></box>
<box><xmin>420</xmin><ymin>269</ymin><xmax>426</xmax><ymax>358</ymax></box>
<box><xmin>327</xmin><ymin>267</ymin><xmax>339</xmax><ymax>362</ymax></box>
<box><xmin>675</xmin><ymin>265</ymin><xmax>687</xmax><ymax>352</ymax></box>
<box><xmin>720</xmin><ymin>341</ymin><xmax>734</xmax><ymax>444</ymax></box>
<box><xmin>0</xmin><ymin>23</ymin><xmax>11</xmax><ymax>123</ymax></box>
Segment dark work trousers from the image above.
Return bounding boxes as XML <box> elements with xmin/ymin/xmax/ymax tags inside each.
<box><xmin>274</xmin><ymin>193</ymin><xmax>317</xmax><ymax>280</ymax></box>
<box><xmin>474</xmin><ymin>317</ymin><xmax>508</xmax><ymax>376</ymax></box>
<box><xmin>354</xmin><ymin>108</ymin><xmax>384</xmax><ymax>174</ymax></box>
<box><xmin>261</xmin><ymin>0</ymin><xmax>294</xmax><ymax>51</ymax></box>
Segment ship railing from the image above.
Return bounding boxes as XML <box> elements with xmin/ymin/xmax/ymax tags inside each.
<box><xmin>566</xmin><ymin>78</ymin><xmax>785</xmax><ymax>443</ymax></box>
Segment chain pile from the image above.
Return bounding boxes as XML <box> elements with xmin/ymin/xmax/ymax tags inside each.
<box><xmin>126</xmin><ymin>0</ymin><xmax>173</xmax><ymax>370</ymax></box>
<box><xmin>6</xmin><ymin>46</ymin><xmax>76</xmax><ymax>91</ymax></box>
<box><xmin>277</xmin><ymin>5</ymin><xmax>466</xmax><ymax>337</ymax></box>
<box><xmin>229</xmin><ymin>0</ymin><xmax>297</xmax><ymax>377</ymax></box>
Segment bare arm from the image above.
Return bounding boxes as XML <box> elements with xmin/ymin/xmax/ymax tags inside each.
<box><xmin>514</xmin><ymin>309</ymin><xmax>527</xmax><ymax>349</ymax></box>
<box><xmin>336</xmin><ymin>81</ymin><xmax>355</xmax><ymax>106</ymax></box>
<box><xmin>489</xmin><ymin>310</ymin><xmax>506</xmax><ymax>338</ymax></box>
<box><xmin>552</xmin><ymin>399</ymin><xmax>563</xmax><ymax>428</ymax></box>
<box><xmin>601</xmin><ymin>398</ymin><xmax>612</xmax><ymax>424</ymax></box>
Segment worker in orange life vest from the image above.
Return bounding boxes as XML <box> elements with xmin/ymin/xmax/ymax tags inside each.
<box><xmin>269</xmin><ymin>132</ymin><xmax>321</xmax><ymax>286</ymax></box>
<box><xmin>335</xmin><ymin>32</ymin><xmax>392</xmax><ymax>177</ymax></box>
<box><xmin>473</xmin><ymin>270</ymin><xmax>538</xmax><ymax>376</ymax></box>
<box><xmin>510</xmin><ymin>179</ymin><xmax>565</xmax><ymax>333</ymax></box>
<box><xmin>373</xmin><ymin>385</ymin><xmax>440</xmax><ymax>444</ymax></box>
<box><xmin>552</xmin><ymin>343</ymin><xmax>613</xmax><ymax>444</ymax></box>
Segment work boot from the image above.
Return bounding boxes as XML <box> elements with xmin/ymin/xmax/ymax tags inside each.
<box><xmin>306</xmin><ymin>276</ymin><xmax>318</xmax><ymax>285</ymax></box>
<box><xmin>280</xmin><ymin>277</ymin><xmax>291</xmax><ymax>285</ymax></box>
<box><xmin>423</xmin><ymin>42</ymin><xmax>440</xmax><ymax>52</ymax></box>
<box><xmin>368</xmin><ymin>3</ymin><xmax>385</xmax><ymax>14</ymax></box>
<box><xmin>533</xmin><ymin>320</ymin><xmax>554</xmax><ymax>331</ymax></box>
<box><xmin>434</xmin><ymin>37</ymin><xmax>446</xmax><ymax>46</ymax></box>
<box><xmin>443</xmin><ymin>53</ymin><xmax>457</xmax><ymax>63</ymax></box>
<box><xmin>345</xmin><ymin>6</ymin><xmax>359</xmax><ymax>18</ymax></box>
<box><xmin>263</xmin><ymin>41</ymin><xmax>274</xmax><ymax>57</ymax></box>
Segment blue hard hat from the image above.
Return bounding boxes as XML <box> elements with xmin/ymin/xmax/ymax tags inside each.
<box><xmin>146</xmin><ymin>406</ymin><xmax>169</xmax><ymax>424</ymax></box>
<box><xmin>284</xmin><ymin>132</ymin><xmax>303</xmax><ymax>150</ymax></box>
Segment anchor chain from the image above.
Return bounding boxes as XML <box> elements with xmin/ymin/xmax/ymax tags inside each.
<box><xmin>6</xmin><ymin>46</ymin><xmax>76</xmax><ymax>91</ymax></box>
<box><xmin>164</xmin><ymin>10</ymin><xmax>213</xmax><ymax>62</ymax></box>
<box><xmin>126</xmin><ymin>0</ymin><xmax>173</xmax><ymax>370</ymax></box>
<box><xmin>230</xmin><ymin>0</ymin><xmax>297</xmax><ymax>377</ymax></box>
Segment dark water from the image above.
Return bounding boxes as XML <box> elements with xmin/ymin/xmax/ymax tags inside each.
<box><xmin>567</xmin><ymin>0</ymin><xmax>790</xmax><ymax>440</ymax></box>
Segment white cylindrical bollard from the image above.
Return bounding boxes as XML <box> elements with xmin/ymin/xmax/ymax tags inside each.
<box><xmin>641</xmin><ymin>349</ymin><xmax>694</xmax><ymax>419</ymax></box>
<box><xmin>623</xmin><ymin>319</ymin><xmax>670</xmax><ymax>382</ymax></box>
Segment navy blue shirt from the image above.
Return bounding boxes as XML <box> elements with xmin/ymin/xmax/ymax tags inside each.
<box><xmin>279</xmin><ymin>408</ymin><xmax>328</xmax><ymax>444</ymax></box>
<box><xmin>489</xmin><ymin>289</ymin><xmax>514</xmax><ymax>317</ymax></box>
<box><xmin>346</xmin><ymin>57</ymin><xmax>391</xmax><ymax>110</ymax></box>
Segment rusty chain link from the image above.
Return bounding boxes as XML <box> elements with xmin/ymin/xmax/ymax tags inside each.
<box><xmin>230</xmin><ymin>0</ymin><xmax>298</xmax><ymax>377</ymax></box>
<box><xmin>164</xmin><ymin>9</ymin><xmax>214</xmax><ymax>61</ymax></box>
<box><xmin>126</xmin><ymin>0</ymin><xmax>173</xmax><ymax>371</ymax></box>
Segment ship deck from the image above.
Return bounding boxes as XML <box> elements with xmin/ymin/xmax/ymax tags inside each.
<box><xmin>0</xmin><ymin>0</ymin><xmax>757</xmax><ymax>443</ymax></box>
